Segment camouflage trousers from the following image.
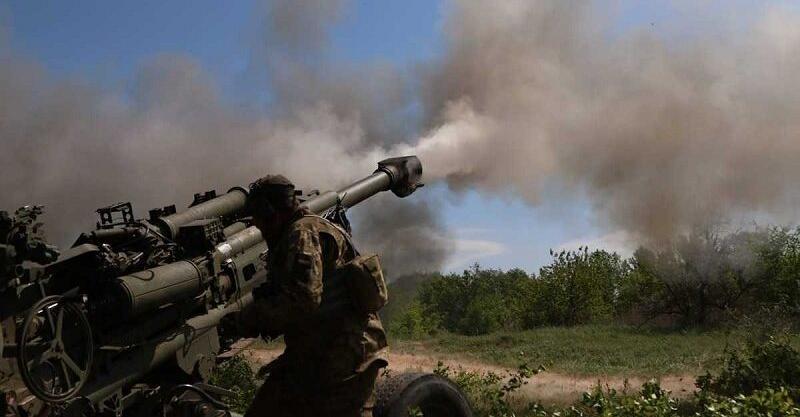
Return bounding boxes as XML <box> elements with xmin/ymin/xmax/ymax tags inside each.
<box><xmin>243</xmin><ymin>363</ymin><xmax>378</xmax><ymax>417</ymax></box>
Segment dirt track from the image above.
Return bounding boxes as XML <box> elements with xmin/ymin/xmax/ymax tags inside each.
<box><xmin>236</xmin><ymin>342</ymin><xmax>696</xmax><ymax>405</ymax></box>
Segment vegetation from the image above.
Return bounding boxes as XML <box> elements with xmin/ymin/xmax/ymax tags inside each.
<box><xmin>416</xmin><ymin>266</ymin><xmax>534</xmax><ymax>335</ymax></box>
<box><xmin>208</xmin><ymin>354</ymin><xmax>259</xmax><ymax>413</ymax></box>
<box><xmin>385</xmin><ymin>227</ymin><xmax>800</xmax><ymax>337</ymax></box>
<box><xmin>432</xmin><ymin>334</ymin><xmax>800</xmax><ymax>417</ymax></box>
<box><xmin>528</xmin><ymin>249</ymin><xmax>633</xmax><ymax>327</ymax></box>
<box><xmin>697</xmin><ymin>335</ymin><xmax>800</xmax><ymax>399</ymax></box>
<box><xmin>391</xmin><ymin>325</ymin><xmax>740</xmax><ymax>376</ymax></box>
<box><xmin>433</xmin><ymin>361</ymin><xmax>543</xmax><ymax>417</ymax></box>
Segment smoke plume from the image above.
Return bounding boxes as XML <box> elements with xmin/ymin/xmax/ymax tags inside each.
<box><xmin>3</xmin><ymin>0</ymin><xmax>800</xmax><ymax>276</ymax></box>
<box><xmin>403</xmin><ymin>1</ymin><xmax>800</xmax><ymax>243</ymax></box>
<box><xmin>0</xmin><ymin>0</ymin><xmax>447</xmax><ymax>275</ymax></box>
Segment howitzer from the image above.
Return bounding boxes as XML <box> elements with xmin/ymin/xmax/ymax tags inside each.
<box><xmin>1</xmin><ymin>156</ymin><xmax>473</xmax><ymax>417</ymax></box>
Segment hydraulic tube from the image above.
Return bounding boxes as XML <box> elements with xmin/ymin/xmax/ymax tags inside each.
<box><xmin>222</xmin><ymin>222</ymin><xmax>247</xmax><ymax>238</ymax></box>
<box><xmin>110</xmin><ymin>261</ymin><xmax>205</xmax><ymax>319</ymax></box>
<box><xmin>212</xmin><ymin>226</ymin><xmax>264</xmax><ymax>272</ymax></box>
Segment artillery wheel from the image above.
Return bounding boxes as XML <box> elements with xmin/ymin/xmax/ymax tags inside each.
<box><xmin>375</xmin><ymin>372</ymin><xmax>473</xmax><ymax>417</ymax></box>
<box><xmin>17</xmin><ymin>296</ymin><xmax>93</xmax><ymax>403</ymax></box>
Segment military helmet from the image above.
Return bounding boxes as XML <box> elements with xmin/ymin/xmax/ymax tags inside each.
<box><xmin>247</xmin><ymin>174</ymin><xmax>298</xmax><ymax>216</ymax></box>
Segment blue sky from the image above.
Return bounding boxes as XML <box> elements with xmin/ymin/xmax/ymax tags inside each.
<box><xmin>2</xmin><ymin>1</ymin><xmax>770</xmax><ymax>273</ymax></box>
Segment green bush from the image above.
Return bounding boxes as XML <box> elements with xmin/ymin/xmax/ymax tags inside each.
<box><xmin>567</xmin><ymin>383</ymin><xmax>800</xmax><ymax>417</ymax></box>
<box><xmin>433</xmin><ymin>367</ymin><xmax>800</xmax><ymax>417</ymax></box>
<box><xmin>698</xmin><ymin>388</ymin><xmax>800</xmax><ymax>417</ymax></box>
<box><xmin>209</xmin><ymin>355</ymin><xmax>259</xmax><ymax>413</ymax></box>
<box><xmin>418</xmin><ymin>266</ymin><xmax>535</xmax><ymax>335</ymax></box>
<box><xmin>386</xmin><ymin>300</ymin><xmax>439</xmax><ymax>339</ymax></box>
<box><xmin>382</xmin><ymin>272</ymin><xmax>441</xmax><ymax>327</ymax></box>
<box><xmin>697</xmin><ymin>336</ymin><xmax>800</xmax><ymax>399</ymax></box>
<box><xmin>433</xmin><ymin>360</ymin><xmax>542</xmax><ymax>417</ymax></box>
<box><xmin>753</xmin><ymin>227</ymin><xmax>800</xmax><ymax>317</ymax></box>
<box><xmin>574</xmin><ymin>380</ymin><xmax>679</xmax><ymax>417</ymax></box>
<box><xmin>431</xmin><ymin>360</ymin><xmax>683</xmax><ymax>417</ymax></box>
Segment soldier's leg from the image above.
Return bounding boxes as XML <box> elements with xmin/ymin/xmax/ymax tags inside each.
<box><xmin>244</xmin><ymin>371</ymin><xmax>290</xmax><ymax>417</ymax></box>
<box><xmin>318</xmin><ymin>366</ymin><xmax>380</xmax><ymax>417</ymax></box>
<box><xmin>358</xmin><ymin>366</ymin><xmax>380</xmax><ymax>417</ymax></box>
<box><xmin>247</xmin><ymin>366</ymin><xmax>323</xmax><ymax>417</ymax></box>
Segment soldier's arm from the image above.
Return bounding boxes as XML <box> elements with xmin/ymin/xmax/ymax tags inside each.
<box><xmin>278</xmin><ymin>225</ymin><xmax>325</xmax><ymax>314</ymax></box>
<box><xmin>237</xmin><ymin>226</ymin><xmax>323</xmax><ymax>338</ymax></box>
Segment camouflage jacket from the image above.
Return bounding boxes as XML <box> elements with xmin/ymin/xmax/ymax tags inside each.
<box><xmin>240</xmin><ymin>209</ymin><xmax>388</xmax><ymax>384</ymax></box>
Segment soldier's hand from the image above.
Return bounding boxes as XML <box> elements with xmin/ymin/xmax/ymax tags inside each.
<box><xmin>221</xmin><ymin>310</ymin><xmax>259</xmax><ymax>339</ymax></box>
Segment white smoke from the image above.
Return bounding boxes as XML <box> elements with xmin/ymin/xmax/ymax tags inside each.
<box><xmin>3</xmin><ymin>0</ymin><xmax>800</xmax><ymax>276</ymax></box>
<box><xmin>403</xmin><ymin>1</ymin><xmax>800</xmax><ymax>244</ymax></box>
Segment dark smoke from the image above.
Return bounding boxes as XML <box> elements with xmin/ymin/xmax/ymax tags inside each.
<box><xmin>254</xmin><ymin>0</ymin><xmax>451</xmax><ymax>273</ymax></box>
<box><xmin>0</xmin><ymin>0</ymin><xmax>450</xmax><ymax>275</ymax></box>
<box><xmin>351</xmin><ymin>195</ymin><xmax>452</xmax><ymax>278</ymax></box>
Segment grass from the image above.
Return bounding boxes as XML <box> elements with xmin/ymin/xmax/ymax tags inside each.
<box><xmin>389</xmin><ymin>324</ymin><xmax>773</xmax><ymax>377</ymax></box>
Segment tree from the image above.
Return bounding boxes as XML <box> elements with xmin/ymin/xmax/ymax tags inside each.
<box><xmin>632</xmin><ymin>226</ymin><xmax>766</xmax><ymax>326</ymax></box>
<box><xmin>528</xmin><ymin>247</ymin><xmax>631</xmax><ymax>327</ymax></box>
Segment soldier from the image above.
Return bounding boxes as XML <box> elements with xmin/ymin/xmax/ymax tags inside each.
<box><xmin>238</xmin><ymin>175</ymin><xmax>388</xmax><ymax>417</ymax></box>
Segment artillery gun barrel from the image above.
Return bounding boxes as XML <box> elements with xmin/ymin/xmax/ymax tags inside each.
<box><xmin>301</xmin><ymin>172</ymin><xmax>389</xmax><ymax>214</ymax></box>
<box><xmin>155</xmin><ymin>188</ymin><xmax>248</xmax><ymax>239</ymax></box>
<box><xmin>302</xmin><ymin>156</ymin><xmax>423</xmax><ymax>213</ymax></box>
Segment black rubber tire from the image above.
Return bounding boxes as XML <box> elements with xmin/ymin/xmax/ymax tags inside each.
<box><xmin>375</xmin><ymin>372</ymin><xmax>473</xmax><ymax>417</ymax></box>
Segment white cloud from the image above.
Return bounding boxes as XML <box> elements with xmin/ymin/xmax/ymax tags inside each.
<box><xmin>452</xmin><ymin>227</ymin><xmax>494</xmax><ymax>236</ymax></box>
<box><xmin>444</xmin><ymin>237</ymin><xmax>507</xmax><ymax>271</ymax></box>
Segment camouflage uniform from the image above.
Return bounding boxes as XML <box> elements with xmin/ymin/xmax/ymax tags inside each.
<box><xmin>240</xmin><ymin>208</ymin><xmax>387</xmax><ymax>417</ymax></box>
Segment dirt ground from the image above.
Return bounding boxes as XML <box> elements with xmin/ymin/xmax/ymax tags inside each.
<box><xmin>231</xmin><ymin>340</ymin><xmax>697</xmax><ymax>405</ymax></box>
